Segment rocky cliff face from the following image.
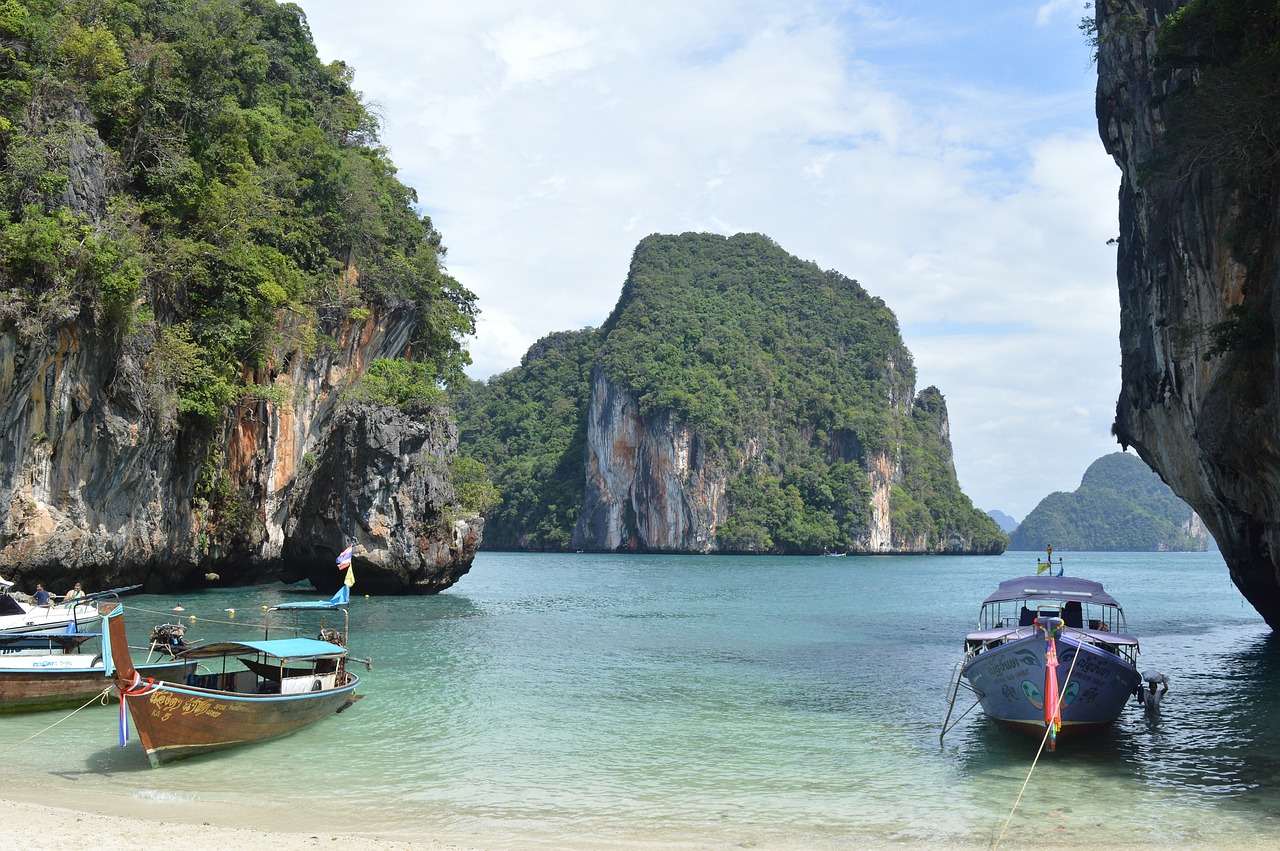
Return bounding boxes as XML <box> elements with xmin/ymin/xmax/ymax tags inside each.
<box><xmin>281</xmin><ymin>404</ymin><xmax>481</xmax><ymax>594</ymax></box>
<box><xmin>574</xmin><ymin>364</ymin><xmax>725</xmax><ymax>552</ymax></box>
<box><xmin>573</xmin><ymin>364</ymin><xmax>952</xmax><ymax>554</ymax></box>
<box><xmin>1098</xmin><ymin>0</ymin><xmax>1280</xmax><ymax>625</ymax></box>
<box><xmin>0</xmin><ymin>278</ymin><xmax>480</xmax><ymax>594</ymax></box>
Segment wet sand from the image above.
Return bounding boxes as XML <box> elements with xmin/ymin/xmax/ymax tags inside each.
<box><xmin>5</xmin><ymin>794</ymin><xmax>1277</xmax><ymax>851</ymax></box>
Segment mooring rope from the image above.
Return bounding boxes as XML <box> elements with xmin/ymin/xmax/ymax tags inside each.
<box><xmin>126</xmin><ymin>603</ymin><xmax>265</xmax><ymax>632</ymax></box>
<box><xmin>991</xmin><ymin>626</ymin><xmax>1087</xmax><ymax>850</ymax></box>
<box><xmin>0</xmin><ymin>687</ymin><xmax>112</xmax><ymax>758</ymax></box>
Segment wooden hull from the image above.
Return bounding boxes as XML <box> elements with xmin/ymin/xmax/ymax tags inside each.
<box><xmin>122</xmin><ymin>674</ymin><xmax>361</xmax><ymax>766</ymax></box>
<box><xmin>0</xmin><ymin>659</ymin><xmax>194</xmax><ymax>715</ymax></box>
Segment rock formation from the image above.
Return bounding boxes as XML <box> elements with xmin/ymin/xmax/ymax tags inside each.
<box><xmin>575</xmin><ymin>364</ymin><xmax>724</xmax><ymax>552</ymax></box>
<box><xmin>558</xmin><ymin>234</ymin><xmax>1004</xmax><ymax>555</ymax></box>
<box><xmin>281</xmin><ymin>404</ymin><xmax>481</xmax><ymax>594</ymax></box>
<box><xmin>0</xmin><ymin>295</ymin><xmax>481</xmax><ymax>593</ymax></box>
<box><xmin>1097</xmin><ymin>1</ymin><xmax>1280</xmax><ymax>625</ymax></box>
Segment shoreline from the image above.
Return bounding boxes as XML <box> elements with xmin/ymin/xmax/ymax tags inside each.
<box><xmin>3</xmin><ymin>793</ymin><xmax>1274</xmax><ymax>851</ymax></box>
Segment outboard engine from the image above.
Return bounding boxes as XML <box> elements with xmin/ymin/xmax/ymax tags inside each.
<box><xmin>149</xmin><ymin>622</ymin><xmax>190</xmax><ymax>655</ymax></box>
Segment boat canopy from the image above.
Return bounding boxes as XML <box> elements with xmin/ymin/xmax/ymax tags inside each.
<box><xmin>981</xmin><ymin>575</ymin><xmax>1122</xmax><ymax>608</ymax></box>
<box><xmin>176</xmin><ymin>637</ymin><xmax>346</xmax><ymax>661</ymax></box>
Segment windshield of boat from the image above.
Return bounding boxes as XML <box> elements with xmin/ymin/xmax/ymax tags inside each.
<box><xmin>978</xmin><ymin>597</ymin><xmax>1127</xmax><ymax>633</ymax></box>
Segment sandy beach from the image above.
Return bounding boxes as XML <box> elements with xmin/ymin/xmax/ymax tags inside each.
<box><xmin>5</xmin><ymin>793</ymin><xmax>1278</xmax><ymax>851</ymax></box>
<box><xmin>0</xmin><ymin>797</ymin><xmax>449</xmax><ymax>851</ymax></box>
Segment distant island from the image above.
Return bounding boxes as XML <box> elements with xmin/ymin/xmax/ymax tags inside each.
<box><xmin>1009</xmin><ymin>452</ymin><xmax>1209</xmax><ymax>552</ymax></box>
<box><xmin>986</xmin><ymin>510</ymin><xmax>1018</xmax><ymax>533</ymax></box>
<box><xmin>453</xmin><ymin>233</ymin><xmax>1006</xmax><ymax>555</ymax></box>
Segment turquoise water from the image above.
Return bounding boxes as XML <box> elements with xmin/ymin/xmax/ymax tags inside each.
<box><xmin>4</xmin><ymin>551</ymin><xmax>1279</xmax><ymax>847</ymax></box>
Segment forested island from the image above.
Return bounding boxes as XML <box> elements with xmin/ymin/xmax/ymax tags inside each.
<box><xmin>453</xmin><ymin>233</ymin><xmax>1006</xmax><ymax>556</ymax></box>
<box><xmin>1010</xmin><ymin>452</ymin><xmax>1208</xmax><ymax>551</ymax></box>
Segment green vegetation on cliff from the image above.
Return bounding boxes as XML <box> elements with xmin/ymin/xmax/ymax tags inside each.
<box><xmin>0</xmin><ymin>0</ymin><xmax>476</xmax><ymax>421</ymax></box>
<box><xmin>450</xmin><ymin>329</ymin><xmax>601</xmax><ymax>550</ymax></box>
<box><xmin>1009</xmin><ymin>452</ymin><xmax>1208</xmax><ymax>551</ymax></box>
<box><xmin>454</xmin><ymin>233</ymin><xmax>1005</xmax><ymax>554</ymax></box>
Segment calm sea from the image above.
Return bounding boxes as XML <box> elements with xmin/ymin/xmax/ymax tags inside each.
<box><xmin>4</xmin><ymin>551</ymin><xmax>1278</xmax><ymax>848</ymax></box>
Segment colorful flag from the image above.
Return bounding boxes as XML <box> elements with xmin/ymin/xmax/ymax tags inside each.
<box><xmin>328</xmin><ymin>585</ymin><xmax>350</xmax><ymax>605</ymax></box>
<box><xmin>336</xmin><ymin>545</ymin><xmax>353</xmax><ymax>568</ymax></box>
<box><xmin>344</xmin><ymin>563</ymin><xmax>356</xmax><ymax>588</ymax></box>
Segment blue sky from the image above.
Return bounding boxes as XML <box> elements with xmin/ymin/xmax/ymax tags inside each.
<box><xmin>294</xmin><ymin>0</ymin><xmax>1122</xmax><ymax>521</ymax></box>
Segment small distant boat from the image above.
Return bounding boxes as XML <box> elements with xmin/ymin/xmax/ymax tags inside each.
<box><xmin>822</xmin><ymin>549</ymin><xmax>847</xmax><ymax>557</ymax></box>
<box><xmin>106</xmin><ymin>597</ymin><xmax>362</xmax><ymax>767</ymax></box>
<box><xmin>0</xmin><ymin>615</ymin><xmax>194</xmax><ymax>715</ymax></box>
<box><xmin>942</xmin><ymin>547</ymin><xmax>1142</xmax><ymax>750</ymax></box>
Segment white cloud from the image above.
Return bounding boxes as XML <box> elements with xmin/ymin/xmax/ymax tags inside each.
<box><xmin>1036</xmin><ymin>0</ymin><xmax>1088</xmax><ymax>28</ymax></box>
<box><xmin>294</xmin><ymin>0</ymin><xmax>1121</xmax><ymax>520</ymax></box>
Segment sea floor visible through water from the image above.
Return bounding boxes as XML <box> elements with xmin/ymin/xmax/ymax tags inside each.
<box><xmin>2</xmin><ymin>550</ymin><xmax>1278</xmax><ymax>848</ymax></box>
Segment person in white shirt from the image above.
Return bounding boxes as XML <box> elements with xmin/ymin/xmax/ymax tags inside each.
<box><xmin>1137</xmin><ymin>671</ymin><xmax>1169</xmax><ymax>712</ymax></box>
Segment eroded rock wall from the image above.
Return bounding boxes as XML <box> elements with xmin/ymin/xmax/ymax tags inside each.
<box><xmin>573</xmin><ymin>365</ymin><xmax>921</xmax><ymax>553</ymax></box>
<box><xmin>1098</xmin><ymin>0</ymin><xmax>1280</xmax><ymax>626</ymax></box>
<box><xmin>0</xmin><ymin>301</ymin><xmax>479</xmax><ymax>593</ymax></box>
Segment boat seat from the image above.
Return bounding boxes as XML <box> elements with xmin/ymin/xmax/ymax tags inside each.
<box><xmin>1063</xmin><ymin>602</ymin><xmax>1083</xmax><ymax>628</ymax></box>
<box><xmin>1019</xmin><ymin>607</ymin><xmax>1036</xmax><ymax>626</ymax></box>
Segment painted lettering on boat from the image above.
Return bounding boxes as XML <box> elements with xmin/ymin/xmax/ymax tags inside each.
<box><xmin>148</xmin><ymin>691</ymin><xmax>228</xmax><ymax>721</ymax></box>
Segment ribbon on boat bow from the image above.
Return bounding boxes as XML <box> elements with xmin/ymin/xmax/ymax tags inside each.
<box><xmin>118</xmin><ymin>670</ymin><xmax>157</xmax><ymax>747</ymax></box>
<box><xmin>1035</xmin><ymin>616</ymin><xmax>1063</xmax><ymax>751</ymax></box>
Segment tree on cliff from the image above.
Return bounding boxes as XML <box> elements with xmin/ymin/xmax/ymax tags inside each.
<box><xmin>454</xmin><ymin>233</ymin><xmax>1006</xmax><ymax>555</ymax></box>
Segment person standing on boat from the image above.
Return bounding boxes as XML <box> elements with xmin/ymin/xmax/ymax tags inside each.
<box><xmin>62</xmin><ymin>582</ymin><xmax>84</xmax><ymax>601</ymax></box>
<box><xmin>32</xmin><ymin>584</ymin><xmax>51</xmax><ymax>606</ymax></box>
<box><xmin>1137</xmin><ymin>671</ymin><xmax>1169</xmax><ymax>711</ymax></box>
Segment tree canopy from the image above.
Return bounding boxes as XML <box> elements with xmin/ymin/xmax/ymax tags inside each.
<box><xmin>0</xmin><ymin>0</ymin><xmax>476</xmax><ymax>424</ymax></box>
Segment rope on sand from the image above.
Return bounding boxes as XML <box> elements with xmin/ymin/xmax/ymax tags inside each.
<box><xmin>0</xmin><ymin>687</ymin><xmax>112</xmax><ymax>757</ymax></box>
<box><xmin>991</xmin><ymin>629</ymin><xmax>1087</xmax><ymax>850</ymax></box>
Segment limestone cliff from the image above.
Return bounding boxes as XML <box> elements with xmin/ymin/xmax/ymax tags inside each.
<box><xmin>1097</xmin><ymin>1</ymin><xmax>1280</xmax><ymax>624</ymax></box>
<box><xmin>0</xmin><ymin>298</ymin><xmax>481</xmax><ymax>594</ymax></box>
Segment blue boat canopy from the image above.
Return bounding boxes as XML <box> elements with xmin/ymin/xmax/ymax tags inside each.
<box><xmin>176</xmin><ymin>637</ymin><xmax>346</xmax><ymax>661</ymax></box>
<box><xmin>981</xmin><ymin>575</ymin><xmax>1122</xmax><ymax>608</ymax></box>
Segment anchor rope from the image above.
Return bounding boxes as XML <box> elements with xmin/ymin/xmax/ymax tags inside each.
<box><xmin>125</xmin><ymin>604</ymin><xmax>264</xmax><ymax>632</ymax></box>
<box><xmin>0</xmin><ymin>687</ymin><xmax>112</xmax><ymax>757</ymax></box>
<box><xmin>991</xmin><ymin>624</ymin><xmax>1087</xmax><ymax>850</ymax></box>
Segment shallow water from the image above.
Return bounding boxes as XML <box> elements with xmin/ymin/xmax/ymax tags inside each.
<box><xmin>3</xmin><ymin>551</ymin><xmax>1277</xmax><ymax>847</ymax></box>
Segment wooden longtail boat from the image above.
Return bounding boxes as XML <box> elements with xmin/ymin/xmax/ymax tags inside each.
<box><xmin>0</xmin><ymin>625</ymin><xmax>194</xmax><ymax>715</ymax></box>
<box><xmin>105</xmin><ymin>599</ymin><xmax>362</xmax><ymax>767</ymax></box>
<box><xmin>942</xmin><ymin>548</ymin><xmax>1142</xmax><ymax>750</ymax></box>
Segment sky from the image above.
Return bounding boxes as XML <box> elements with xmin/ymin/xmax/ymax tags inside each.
<box><xmin>293</xmin><ymin>0</ymin><xmax>1123</xmax><ymax>521</ymax></box>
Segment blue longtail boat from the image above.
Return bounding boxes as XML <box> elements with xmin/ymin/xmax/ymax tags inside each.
<box><xmin>944</xmin><ymin>548</ymin><xmax>1142</xmax><ymax>750</ymax></box>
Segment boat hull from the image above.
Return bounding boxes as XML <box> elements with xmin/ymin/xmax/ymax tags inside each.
<box><xmin>0</xmin><ymin>604</ymin><xmax>100</xmax><ymax>635</ymax></box>
<box><xmin>0</xmin><ymin>659</ymin><xmax>195</xmax><ymax>715</ymax></box>
<box><xmin>962</xmin><ymin>633</ymin><xmax>1141</xmax><ymax>738</ymax></box>
<box><xmin>122</xmin><ymin>675</ymin><xmax>362</xmax><ymax>766</ymax></box>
